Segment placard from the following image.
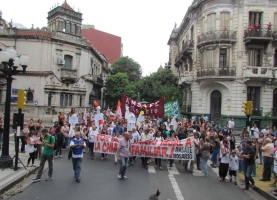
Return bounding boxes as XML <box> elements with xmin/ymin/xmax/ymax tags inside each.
<box><xmin>138</xmin><ymin>116</ymin><xmax>145</xmax><ymax>122</ymax></box>
<box><xmin>69</xmin><ymin>117</ymin><xmax>78</xmax><ymax>124</ymax></box>
<box><xmin>94</xmin><ymin>113</ymin><xmax>104</xmax><ymax>121</ymax></box>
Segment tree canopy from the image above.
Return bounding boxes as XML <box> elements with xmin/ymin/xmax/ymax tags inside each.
<box><xmin>136</xmin><ymin>69</ymin><xmax>181</xmax><ymax>103</ymax></box>
<box><xmin>104</xmin><ymin>72</ymin><xmax>136</xmax><ymax>108</ymax></box>
<box><xmin>112</xmin><ymin>56</ymin><xmax>142</xmax><ymax>82</ymax></box>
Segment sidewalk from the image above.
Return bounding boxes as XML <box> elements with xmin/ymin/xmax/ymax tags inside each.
<box><xmin>237</xmin><ymin>161</ymin><xmax>277</xmax><ymax>200</ymax></box>
<box><xmin>0</xmin><ymin>139</ymin><xmax>39</xmax><ymax>196</ymax></box>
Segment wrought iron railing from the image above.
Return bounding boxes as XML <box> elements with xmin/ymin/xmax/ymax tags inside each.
<box><xmin>182</xmin><ymin>40</ymin><xmax>194</xmax><ymax>52</ymax></box>
<box><xmin>196</xmin><ymin>66</ymin><xmax>236</xmax><ymax>77</ymax></box>
<box><xmin>244</xmin><ymin>29</ymin><xmax>272</xmax><ymax>38</ymax></box>
<box><xmin>197</xmin><ymin>30</ymin><xmax>236</xmax><ymax>45</ymax></box>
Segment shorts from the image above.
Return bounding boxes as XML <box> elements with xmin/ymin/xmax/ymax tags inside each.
<box><xmin>229</xmin><ymin>170</ymin><xmax>237</xmax><ymax>176</ymax></box>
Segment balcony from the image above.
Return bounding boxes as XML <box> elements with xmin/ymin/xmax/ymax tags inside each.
<box><xmin>197</xmin><ymin>30</ymin><xmax>236</xmax><ymax>47</ymax></box>
<box><xmin>174</xmin><ymin>53</ymin><xmax>184</xmax><ymax>66</ymax></box>
<box><xmin>178</xmin><ymin>71</ymin><xmax>194</xmax><ymax>85</ymax></box>
<box><xmin>196</xmin><ymin>66</ymin><xmax>236</xmax><ymax>79</ymax></box>
<box><xmin>244</xmin><ymin>29</ymin><xmax>273</xmax><ymax>44</ymax></box>
<box><xmin>93</xmin><ymin>76</ymin><xmax>104</xmax><ymax>87</ymax></box>
<box><xmin>182</xmin><ymin>40</ymin><xmax>194</xmax><ymax>55</ymax></box>
<box><xmin>242</xmin><ymin>66</ymin><xmax>273</xmax><ymax>79</ymax></box>
<box><xmin>60</xmin><ymin>69</ymin><xmax>77</xmax><ymax>83</ymax></box>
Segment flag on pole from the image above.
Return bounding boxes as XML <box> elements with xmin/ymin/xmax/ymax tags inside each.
<box><xmin>115</xmin><ymin>100</ymin><xmax>122</xmax><ymax>117</ymax></box>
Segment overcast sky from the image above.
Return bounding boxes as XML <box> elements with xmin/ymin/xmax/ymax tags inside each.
<box><xmin>1</xmin><ymin>0</ymin><xmax>192</xmax><ymax>76</ymax></box>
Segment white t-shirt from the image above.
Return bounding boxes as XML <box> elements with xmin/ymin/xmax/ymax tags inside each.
<box><xmin>154</xmin><ymin>136</ymin><xmax>164</xmax><ymax>142</ymax></box>
<box><xmin>229</xmin><ymin>155</ymin><xmax>239</xmax><ymax>170</ymax></box>
<box><xmin>228</xmin><ymin>120</ymin><xmax>234</xmax><ymax>129</ymax></box>
<box><xmin>88</xmin><ymin>128</ymin><xmax>98</xmax><ymax>143</ymax></box>
<box><xmin>220</xmin><ymin>147</ymin><xmax>230</xmax><ymax>164</ymax></box>
<box><xmin>261</xmin><ymin>129</ymin><xmax>269</xmax><ymax>138</ymax></box>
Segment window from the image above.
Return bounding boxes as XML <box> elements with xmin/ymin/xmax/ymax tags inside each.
<box><xmin>27</xmin><ymin>91</ymin><xmax>33</xmax><ymax>103</ymax></box>
<box><xmin>72</xmin><ymin>24</ymin><xmax>76</xmax><ymax>34</ymax></box>
<box><xmin>219</xmin><ymin>49</ymin><xmax>228</xmax><ymax>68</ymax></box>
<box><xmin>206</xmin><ymin>49</ymin><xmax>214</xmax><ymax>68</ymax></box>
<box><xmin>62</xmin><ymin>21</ymin><xmax>66</xmax><ymax>31</ymax></box>
<box><xmin>220</xmin><ymin>12</ymin><xmax>230</xmax><ymax>31</ymax></box>
<box><xmin>66</xmin><ymin>23</ymin><xmax>71</xmax><ymax>33</ymax></box>
<box><xmin>48</xmin><ymin>93</ymin><xmax>52</xmax><ymax>106</ymax></box>
<box><xmin>191</xmin><ymin>26</ymin><xmax>194</xmax><ymax>40</ymax></box>
<box><xmin>249</xmin><ymin>12</ymin><xmax>262</xmax><ymax>27</ymax></box>
<box><xmin>207</xmin><ymin>13</ymin><xmax>216</xmax><ymax>31</ymax></box>
<box><xmin>60</xmin><ymin>93</ymin><xmax>73</xmax><ymax>106</ymax></box>
<box><xmin>79</xmin><ymin>95</ymin><xmax>83</xmax><ymax>107</ymax></box>
<box><xmin>248</xmin><ymin>49</ymin><xmax>262</xmax><ymax>66</ymax></box>
<box><xmin>64</xmin><ymin>55</ymin><xmax>73</xmax><ymax>69</ymax></box>
<box><xmin>247</xmin><ymin>87</ymin><xmax>261</xmax><ymax>116</ymax></box>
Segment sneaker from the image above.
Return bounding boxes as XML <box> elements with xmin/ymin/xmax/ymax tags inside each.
<box><xmin>123</xmin><ymin>176</ymin><xmax>128</xmax><ymax>179</ymax></box>
<box><xmin>32</xmin><ymin>178</ymin><xmax>41</xmax><ymax>182</ymax></box>
<box><xmin>45</xmin><ymin>176</ymin><xmax>52</xmax><ymax>181</ymax></box>
<box><xmin>118</xmin><ymin>174</ymin><xmax>122</xmax><ymax>179</ymax></box>
<box><xmin>76</xmin><ymin>178</ymin><xmax>81</xmax><ymax>182</ymax></box>
<box><xmin>59</xmin><ymin>155</ymin><xmax>62</xmax><ymax>158</ymax></box>
<box><xmin>54</xmin><ymin>156</ymin><xmax>57</xmax><ymax>159</ymax></box>
<box><xmin>234</xmin><ymin>181</ymin><xmax>237</xmax><ymax>185</ymax></box>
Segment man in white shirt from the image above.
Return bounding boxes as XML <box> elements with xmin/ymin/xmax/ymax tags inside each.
<box><xmin>250</xmin><ymin>124</ymin><xmax>259</xmax><ymax>138</ymax></box>
<box><xmin>261</xmin><ymin>125</ymin><xmax>270</xmax><ymax>138</ymax></box>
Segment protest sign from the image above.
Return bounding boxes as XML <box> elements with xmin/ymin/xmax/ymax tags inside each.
<box><xmin>94</xmin><ymin>135</ymin><xmax>195</xmax><ymax>160</ymax></box>
<box><xmin>164</xmin><ymin>100</ymin><xmax>181</xmax><ymax>119</ymax></box>
<box><xmin>69</xmin><ymin>117</ymin><xmax>78</xmax><ymax>124</ymax></box>
<box><xmin>138</xmin><ymin>115</ymin><xmax>145</xmax><ymax>122</ymax></box>
<box><xmin>94</xmin><ymin>113</ymin><xmax>104</xmax><ymax>121</ymax></box>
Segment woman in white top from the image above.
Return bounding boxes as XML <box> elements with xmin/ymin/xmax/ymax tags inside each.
<box><xmin>154</xmin><ymin>131</ymin><xmax>163</xmax><ymax>170</ymax></box>
<box><xmin>141</xmin><ymin>129</ymin><xmax>153</xmax><ymax>169</ymax></box>
<box><xmin>218</xmin><ymin>138</ymin><xmax>230</xmax><ymax>182</ymax></box>
<box><xmin>26</xmin><ymin>130</ymin><xmax>37</xmax><ymax>167</ymax></box>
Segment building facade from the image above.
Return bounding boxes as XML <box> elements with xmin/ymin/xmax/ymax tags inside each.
<box><xmin>168</xmin><ymin>0</ymin><xmax>277</xmax><ymax>129</ymax></box>
<box><xmin>0</xmin><ymin>1</ymin><xmax>111</xmax><ymax>124</ymax></box>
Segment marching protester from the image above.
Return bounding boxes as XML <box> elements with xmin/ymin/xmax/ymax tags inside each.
<box><xmin>117</xmin><ymin>132</ymin><xmax>131</xmax><ymax>179</ymax></box>
<box><xmin>200</xmin><ymin>137</ymin><xmax>210</xmax><ymax>176</ymax></box>
<box><xmin>32</xmin><ymin>129</ymin><xmax>55</xmax><ymax>182</ymax></box>
<box><xmin>88</xmin><ymin>125</ymin><xmax>98</xmax><ymax>160</ymax></box>
<box><xmin>70</xmin><ymin>131</ymin><xmax>86</xmax><ymax>182</ymax></box>
<box><xmin>141</xmin><ymin>128</ymin><xmax>153</xmax><ymax>169</ymax></box>
<box><xmin>154</xmin><ymin>131</ymin><xmax>163</xmax><ymax>170</ymax></box>
<box><xmin>114</xmin><ymin>130</ymin><xmax>123</xmax><ymax>165</ymax></box>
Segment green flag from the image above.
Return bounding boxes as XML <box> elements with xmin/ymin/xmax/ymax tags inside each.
<box><xmin>164</xmin><ymin>100</ymin><xmax>181</xmax><ymax>119</ymax></box>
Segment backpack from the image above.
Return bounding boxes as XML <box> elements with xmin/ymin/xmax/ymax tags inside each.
<box><xmin>56</xmin><ymin>131</ymin><xmax>64</xmax><ymax>142</ymax></box>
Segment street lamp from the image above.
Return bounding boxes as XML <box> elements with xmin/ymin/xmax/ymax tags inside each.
<box><xmin>0</xmin><ymin>47</ymin><xmax>29</xmax><ymax>168</ymax></box>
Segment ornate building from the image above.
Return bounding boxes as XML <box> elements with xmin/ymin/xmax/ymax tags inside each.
<box><xmin>0</xmin><ymin>1</ymin><xmax>111</xmax><ymax>124</ymax></box>
<box><xmin>168</xmin><ymin>0</ymin><xmax>277</xmax><ymax>128</ymax></box>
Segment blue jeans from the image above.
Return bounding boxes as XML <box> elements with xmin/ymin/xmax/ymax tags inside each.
<box><xmin>211</xmin><ymin>149</ymin><xmax>219</xmax><ymax>164</ymax></box>
<box><xmin>119</xmin><ymin>156</ymin><xmax>129</xmax><ymax>177</ymax></box>
<box><xmin>251</xmin><ymin>163</ymin><xmax>256</xmax><ymax>176</ymax></box>
<box><xmin>72</xmin><ymin>158</ymin><xmax>82</xmax><ymax>178</ymax></box>
<box><xmin>244</xmin><ymin>164</ymin><xmax>255</xmax><ymax>189</ymax></box>
<box><xmin>169</xmin><ymin>159</ymin><xmax>174</xmax><ymax>167</ymax></box>
<box><xmin>239</xmin><ymin>160</ymin><xmax>244</xmax><ymax>172</ymax></box>
<box><xmin>202</xmin><ymin>158</ymin><xmax>208</xmax><ymax>175</ymax></box>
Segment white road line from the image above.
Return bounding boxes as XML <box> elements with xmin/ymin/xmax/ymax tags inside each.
<box><xmin>168</xmin><ymin>166</ymin><xmax>180</xmax><ymax>175</ymax></box>
<box><xmin>168</xmin><ymin>174</ymin><xmax>185</xmax><ymax>200</ymax></box>
<box><xmin>148</xmin><ymin>165</ymin><xmax>156</xmax><ymax>173</ymax></box>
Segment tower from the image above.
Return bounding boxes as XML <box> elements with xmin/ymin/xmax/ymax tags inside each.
<box><xmin>47</xmin><ymin>0</ymin><xmax>83</xmax><ymax>36</ymax></box>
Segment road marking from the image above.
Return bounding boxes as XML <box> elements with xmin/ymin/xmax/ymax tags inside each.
<box><xmin>168</xmin><ymin>166</ymin><xmax>180</xmax><ymax>175</ymax></box>
<box><xmin>168</xmin><ymin>174</ymin><xmax>184</xmax><ymax>200</ymax></box>
<box><xmin>148</xmin><ymin>165</ymin><xmax>156</xmax><ymax>173</ymax></box>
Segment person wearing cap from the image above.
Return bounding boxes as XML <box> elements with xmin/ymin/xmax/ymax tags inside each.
<box><xmin>260</xmin><ymin>138</ymin><xmax>274</xmax><ymax>181</ymax></box>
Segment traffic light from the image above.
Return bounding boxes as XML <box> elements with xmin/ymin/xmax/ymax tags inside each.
<box><xmin>17</xmin><ymin>89</ymin><xmax>27</xmax><ymax>109</ymax></box>
<box><xmin>242</xmin><ymin>101</ymin><xmax>253</xmax><ymax>116</ymax></box>
<box><xmin>247</xmin><ymin>101</ymin><xmax>253</xmax><ymax>115</ymax></box>
<box><xmin>242</xmin><ymin>101</ymin><xmax>248</xmax><ymax>115</ymax></box>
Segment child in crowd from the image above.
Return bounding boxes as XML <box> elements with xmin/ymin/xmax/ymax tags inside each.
<box><xmin>236</xmin><ymin>145</ymin><xmax>244</xmax><ymax>173</ymax></box>
<box><xmin>229</xmin><ymin>150</ymin><xmax>239</xmax><ymax>185</ymax></box>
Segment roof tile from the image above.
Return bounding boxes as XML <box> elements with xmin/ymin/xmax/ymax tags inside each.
<box><xmin>15</xmin><ymin>30</ymin><xmax>52</xmax><ymax>38</ymax></box>
<box><xmin>61</xmin><ymin>1</ymin><xmax>74</xmax><ymax>11</ymax></box>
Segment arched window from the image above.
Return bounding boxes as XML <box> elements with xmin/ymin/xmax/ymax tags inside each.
<box><xmin>64</xmin><ymin>55</ymin><xmax>73</xmax><ymax>70</ymax></box>
<box><xmin>48</xmin><ymin>93</ymin><xmax>52</xmax><ymax>106</ymax></box>
<box><xmin>27</xmin><ymin>91</ymin><xmax>33</xmax><ymax>103</ymax></box>
<box><xmin>69</xmin><ymin>95</ymin><xmax>72</xmax><ymax>106</ymax></box>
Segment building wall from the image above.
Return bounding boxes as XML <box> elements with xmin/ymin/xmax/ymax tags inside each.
<box><xmin>168</xmin><ymin>0</ymin><xmax>277</xmax><ymax>129</ymax></box>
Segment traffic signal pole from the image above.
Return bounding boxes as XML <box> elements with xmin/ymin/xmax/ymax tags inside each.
<box><xmin>246</xmin><ymin>115</ymin><xmax>251</xmax><ymax>133</ymax></box>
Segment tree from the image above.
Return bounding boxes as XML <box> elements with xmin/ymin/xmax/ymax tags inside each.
<box><xmin>104</xmin><ymin>72</ymin><xmax>136</xmax><ymax>108</ymax></box>
<box><xmin>136</xmin><ymin>69</ymin><xmax>182</xmax><ymax>103</ymax></box>
<box><xmin>112</xmin><ymin>56</ymin><xmax>142</xmax><ymax>82</ymax></box>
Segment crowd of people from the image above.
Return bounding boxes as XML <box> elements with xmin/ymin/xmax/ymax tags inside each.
<box><xmin>1</xmin><ymin>109</ymin><xmax>277</xmax><ymax>194</ymax></box>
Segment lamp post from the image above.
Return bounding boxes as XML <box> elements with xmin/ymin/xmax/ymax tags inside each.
<box><xmin>0</xmin><ymin>47</ymin><xmax>29</xmax><ymax>168</ymax></box>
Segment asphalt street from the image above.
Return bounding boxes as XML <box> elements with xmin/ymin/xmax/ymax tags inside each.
<box><xmin>8</xmin><ymin>149</ymin><xmax>266</xmax><ymax>200</ymax></box>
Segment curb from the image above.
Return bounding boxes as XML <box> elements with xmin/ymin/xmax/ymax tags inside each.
<box><xmin>0</xmin><ymin>167</ymin><xmax>38</xmax><ymax>195</ymax></box>
<box><xmin>252</xmin><ymin>185</ymin><xmax>276</xmax><ymax>200</ymax></box>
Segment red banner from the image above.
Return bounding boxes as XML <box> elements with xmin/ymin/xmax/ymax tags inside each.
<box><xmin>121</xmin><ymin>94</ymin><xmax>164</xmax><ymax>117</ymax></box>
